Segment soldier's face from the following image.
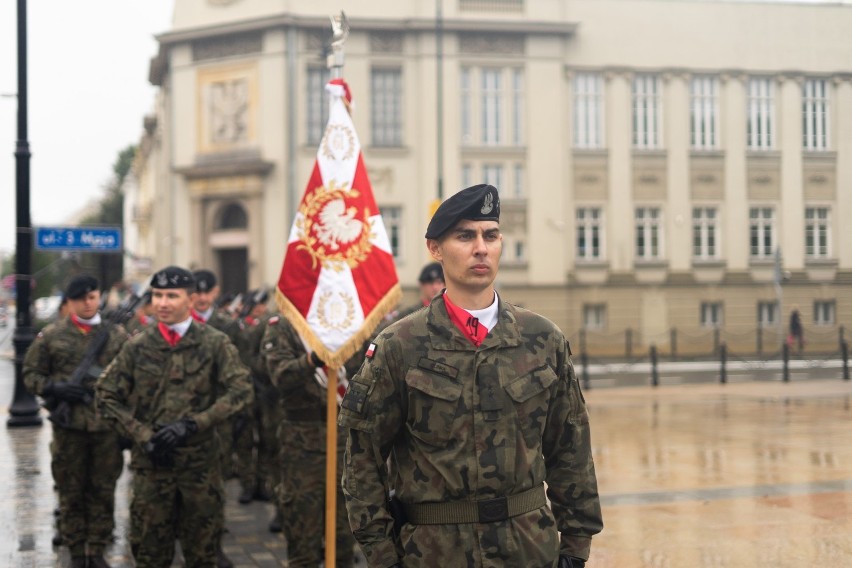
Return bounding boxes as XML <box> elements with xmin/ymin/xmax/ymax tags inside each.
<box><xmin>193</xmin><ymin>286</ymin><xmax>219</xmax><ymax>312</ymax></box>
<box><xmin>427</xmin><ymin>220</ymin><xmax>502</xmax><ymax>297</ymax></box>
<box><xmin>68</xmin><ymin>290</ymin><xmax>100</xmax><ymax>320</ymax></box>
<box><xmin>419</xmin><ymin>279</ymin><xmax>445</xmax><ymax>303</ymax></box>
<box><xmin>152</xmin><ymin>288</ymin><xmax>194</xmax><ymax>325</ymax></box>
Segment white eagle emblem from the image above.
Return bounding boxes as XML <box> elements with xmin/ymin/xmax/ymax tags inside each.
<box><xmin>481</xmin><ymin>192</ymin><xmax>494</xmax><ymax>215</ymax></box>
<box><xmin>315</xmin><ymin>199</ymin><xmax>363</xmax><ymax>250</ymax></box>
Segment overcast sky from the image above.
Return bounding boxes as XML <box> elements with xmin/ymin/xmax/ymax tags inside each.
<box><xmin>0</xmin><ymin>0</ymin><xmax>847</xmax><ymax>258</ymax></box>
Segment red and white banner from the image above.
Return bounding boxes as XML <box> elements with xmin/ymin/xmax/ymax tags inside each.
<box><xmin>276</xmin><ymin>79</ymin><xmax>401</xmax><ymax>370</ymax></box>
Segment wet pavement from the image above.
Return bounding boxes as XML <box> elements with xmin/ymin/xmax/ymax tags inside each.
<box><xmin>2</xmin><ymin>324</ymin><xmax>852</xmax><ymax>566</ymax></box>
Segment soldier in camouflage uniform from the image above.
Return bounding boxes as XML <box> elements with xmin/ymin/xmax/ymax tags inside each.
<box><xmin>96</xmin><ymin>266</ymin><xmax>252</xmax><ymax>568</ymax></box>
<box><xmin>392</xmin><ymin>261</ymin><xmax>445</xmax><ymax>322</ymax></box>
<box><xmin>24</xmin><ymin>275</ymin><xmax>127</xmax><ymax>568</ymax></box>
<box><xmin>262</xmin><ymin>315</ymin><xmax>358</xmax><ymax>567</ymax></box>
<box><xmin>339</xmin><ymin>184</ymin><xmax>603</xmax><ymax>568</ymax></box>
<box><xmin>124</xmin><ymin>291</ymin><xmax>154</xmax><ymax>337</ymax></box>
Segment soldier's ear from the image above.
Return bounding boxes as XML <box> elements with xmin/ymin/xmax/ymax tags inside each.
<box><xmin>426</xmin><ymin>239</ymin><xmax>442</xmax><ymax>261</ymax></box>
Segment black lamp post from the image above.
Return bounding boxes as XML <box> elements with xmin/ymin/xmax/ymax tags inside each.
<box><xmin>7</xmin><ymin>0</ymin><xmax>42</xmax><ymax>428</ymax></box>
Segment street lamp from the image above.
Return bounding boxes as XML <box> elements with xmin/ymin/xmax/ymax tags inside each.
<box><xmin>7</xmin><ymin>0</ymin><xmax>42</xmax><ymax>428</ymax></box>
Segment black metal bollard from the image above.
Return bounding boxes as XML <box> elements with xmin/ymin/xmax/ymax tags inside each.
<box><xmin>670</xmin><ymin>328</ymin><xmax>677</xmax><ymax>361</ymax></box>
<box><xmin>756</xmin><ymin>327</ymin><xmax>763</xmax><ymax>356</ymax></box>
<box><xmin>650</xmin><ymin>345</ymin><xmax>659</xmax><ymax>387</ymax></box>
<box><xmin>720</xmin><ymin>342</ymin><xmax>727</xmax><ymax>384</ymax></box>
<box><xmin>713</xmin><ymin>327</ymin><xmax>720</xmax><ymax>355</ymax></box>
<box><xmin>840</xmin><ymin>326</ymin><xmax>845</xmax><ymax>350</ymax></box>
<box><xmin>782</xmin><ymin>342</ymin><xmax>790</xmax><ymax>382</ymax></box>
<box><xmin>626</xmin><ymin>328</ymin><xmax>633</xmax><ymax>358</ymax></box>
<box><xmin>842</xmin><ymin>341</ymin><xmax>849</xmax><ymax>381</ymax></box>
<box><xmin>581</xmin><ymin>351</ymin><xmax>590</xmax><ymax>390</ymax></box>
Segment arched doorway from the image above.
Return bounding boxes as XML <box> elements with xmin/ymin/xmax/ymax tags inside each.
<box><xmin>213</xmin><ymin>202</ymin><xmax>249</xmax><ymax>295</ymax></box>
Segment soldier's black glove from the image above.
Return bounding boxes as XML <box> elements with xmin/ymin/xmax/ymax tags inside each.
<box><xmin>309</xmin><ymin>351</ymin><xmax>325</xmax><ymax>368</ymax></box>
<box><xmin>559</xmin><ymin>556</ymin><xmax>586</xmax><ymax>568</ymax></box>
<box><xmin>118</xmin><ymin>436</ymin><xmax>133</xmax><ymax>451</ymax></box>
<box><xmin>144</xmin><ymin>440</ymin><xmax>175</xmax><ymax>468</ymax></box>
<box><xmin>150</xmin><ymin>418</ymin><xmax>198</xmax><ymax>453</ymax></box>
<box><xmin>42</xmin><ymin>380</ymin><xmax>90</xmax><ymax>403</ymax></box>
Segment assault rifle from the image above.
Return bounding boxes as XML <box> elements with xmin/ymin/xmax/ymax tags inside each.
<box><xmin>45</xmin><ymin>291</ymin><xmax>146</xmax><ymax>427</ymax></box>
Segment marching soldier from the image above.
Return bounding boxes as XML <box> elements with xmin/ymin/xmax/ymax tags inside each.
<box><xmin>339</xmin><ymin>184</ymin><xmax>603</xmax><ymax>567</ymax></box>
<box><xmin>24</xmin><ymin>275</ymin><xmax>127</xmax><ymax>568</ymax></box>
<box><xmin>124</xmin><ymin>291</ymin><xmax>154</xmax><ymax>336</ymax></box>
<box><xmin>96</xmin><ymin>266</ymin><xmax>252</xmax><ymax>567</ymax></box>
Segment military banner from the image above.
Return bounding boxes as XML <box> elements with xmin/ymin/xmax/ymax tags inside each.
<box><xmin>275</xmin><ymin>78</ymin><xmax>401</xmax><ymax>371</ymax></box>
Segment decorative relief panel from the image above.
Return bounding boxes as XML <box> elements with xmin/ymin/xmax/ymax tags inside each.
<box><xmin>747</xmin><ymin>156</ymin><xmax>781</xmax><ymax>200</ymax></box>
<box><xmin>803</xmin><ymin>160</ymin><xmax>837</xmax><ymax>201</ymax></box>
<box><xmin>573</xmin><ymin>159</ymin><xmax>608</xmax><ymax>201</ymax></box>
<box><xmin>197</xmin><ymin>64</ymin><xmax>258</xmax><ymax>154</ymax></box>
<box><xmin>633</xmin><ymin>154</ymin><xmax>667</xmax><ymax>201</ymax></box>
<box><xmin>459</xmin><ymin>33</ymin><xmax>524</xmax><ymax>55</ymax></box>
<box><xmin>192</xmin><ymin>32</ymin><xmax>262</xmax><ymax>62</ymax></box>
<box><xmin>370</xmin><ymin>32</ymin><xmax>403</xmax><ymax>53</ymax></box>
<box><xmin>690</xmin><ymin>155</ymin><xmax>724</xmax><ymax>200</ymax></box>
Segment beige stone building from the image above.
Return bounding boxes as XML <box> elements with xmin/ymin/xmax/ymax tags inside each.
<box><xmin>126</xmin><ymin>0</ymin><xmax>852</xmax><ymax>356</ymax></box>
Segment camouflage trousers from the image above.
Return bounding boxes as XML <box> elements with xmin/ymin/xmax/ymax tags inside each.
<box><xmin>130</xmin><ymin>463</ymin><xmax>224</xmax><ymax>568</ymax></box>
<box><xmin>50</xmin><ymin>426</ymin><xmax>123</xmax><ymax>556</ymax></box>
<box><xmin>276</xmin><ymin>421</ymin><xmax>356</xmax><ymax>567</ymax></box>
<box><xmin>234</xmin><ymin>384</ymin><xmax>279</xmax><ymax>494</ymax></box>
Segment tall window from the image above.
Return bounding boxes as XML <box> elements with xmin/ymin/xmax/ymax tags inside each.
<box><xmin>633</xmin><ymin>74</ymin><xmax>661</xmax><ymax>149</ymax></box>
<box><xmin>577</xmin><ymin>207</ymin><xmax>603</xmax><ymax>261</ymax></box>
<box><xmin>805</xmin><ymin>207</ymin><xmax>830</xmax><ymax>258</ymax></box>
<box><xmin>690</xmin><ymin>76</ymin><xmax>719</xmax><ymax>150</ymax></box>
<box><xmin>512</xmin><ymin>69</ymin><xmax>524</xmax><ymax>146</ymax></box>
<box><xmin>583</xmin><ymin>304</ymin><xmax>606</xmax><ymax>330</ymax></box>
<box><xmin>700</xmin><ymin>302</ymin><xmax>723</xmax><ymax>328</ymax></box>
<box><xmin>306</xmin><ymin>67</ymin><xmax>330</xmax><ymax>145</ymax></box>
<box><xmin>482</xmin><ymin>69</ymin><xmax>502</xmax><ymax>145</ymax></box>
<box><xmin>749</xmin><ymin>207</ymin><xmax>775</xmax><ymax>259</ymax></box>
<box><xmin>573</xmin><ymin>73</ymin><xmax>604</xmax><ymax>149</ymax></box>
<box><xmin>371</xmin><ymin>68</ymin><xmax>403</xmax><ymax>147</ymax></box>
<box><xmin>635</xmin><ymin>207</ymin><xmax>662</xmax><ymax>260</ymax></box>
<box><xmin>511</xmin><ymin>164</ymin><xmax>525</xmax><ymax>199</ymax></box>
<box><xmin>747</xmin><ymin>78</ymin><xmax>775</xmax><ymax>150</ymax></box>
<box><xmin>803</xmin><ymin>79</ymin><xmax>829</xmax><ymax>151</ymax></box>
<box><xmin>460</xmin><ymin>66</ymin><xmax>524</xmax><ymax>146</ymax></box>
<box><xmin>461</xmin><ymin>163</ymin><xmax>473</xmax><ymax>188</ymax></box>
<box><xmin>460</xmin><ymin>68</ymin><xmax>473</xmax><ymax>144</ymax></box>
<box><xmin>379</xmin><ymin>206</ymin><xmax>402</xmax><ymax>260</ymax></box>
<box><xmin>692</xmin><ymin>207</ymin><xmax>718</xmax><ymax>260</ymax></box>
<box><xmin>482</xmin><ymin>164</ymin><xmax>503</xmax><ymax>190</ymax></box>
<box><xmin>758</xmin><ymin>301</ymin><xmax>778</xmax><ymax>327</ymax></box>
<box><xmin>502</xmin><ymin>235</ymin><xmax>526</xmax><ymax>264</ymax></box>
<box><xmin>813</xmin><ymin>301</ymin><xmax>835</xmax><ymax>326</ymax></box>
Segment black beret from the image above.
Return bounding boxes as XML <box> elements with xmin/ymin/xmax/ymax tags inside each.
<box><xmin>65</xmin><ymin>275</ymin><xmax>99</xmax><ymax>300</ymax></box>
<box><xmin>193</xmin><ymin>270</ymin><xmax>217</xmax><ymax>292</ymax></box>
<box><xmin>250</xmin><ymin>288</ymin><xmax>270</xmax><ymax>304</ymax></box>
<box><xmin>425</xmin><ymin>184</ymin><xmax>500</xmax><ymax>239</ymax></box>
<box><xmin>418</xmin><ymin>262</ymin><xmax>444</xmax><ymax>284</ymax></box>
<box><xmin>150</xmin><ymin>266</ymin><xmax>196</xmax><ymax>289</ymax></box>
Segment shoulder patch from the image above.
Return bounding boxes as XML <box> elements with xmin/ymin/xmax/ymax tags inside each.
<box><xmin>365</xmin><ymin>342</ymin><xmax>377</xmax><ymax>359</ymax></box>
<box><xmin>268</xmin><ymin>316</ymin><xmax>280</xmax><ymax>325</ymax></box>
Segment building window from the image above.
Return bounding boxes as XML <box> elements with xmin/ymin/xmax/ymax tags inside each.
<box><xmin>803</xmin><ymin>79</ymin><xmax>829</xmax><ymax>151</ymax></box>
<box><xmin>747</xmin><ymin>77</ymin><xmax>775</xmax><ymax>150</ymax></box>
<box><xmin>371</xmin><ymin>68</ymin><xmax>403</xmax><ymax>147</ymax></box>
<box><xmin>461</xmin><ymin>68</ymin><xmax>473</xmax><ymax>144</ymax></box>
<box><xmin>483</xmin><ymin>164</ymin><xmax>503</xmax><ymax>189</ymax></box>
<box><xmin>460</xmin><ymin>66</ymin><xmax>524</xmax><ymax>146</ymax></box>
<box><xmin>805</xmin><ymin>207</ymin><xmax>831</xmax><ymax>259</ymax></box>
<box><xmin>379</xmin><ymin>206</ymin><xmax>402</xmax><ymax>260</ymax></box>
<box><xmin>573</xmin><ymin>72</ymin><xmax>604</xmax><ymax>149</ymax></box>
<box><xmin>813</xmin><ymin>301</ymin><xmax>835</xmax><ymax>326</ymax></box>
<box><xmin>749</xmin><ymin>207</ymin><xmax>775</xmax><ymax>259</ymax></box>
<box><xmin>461</xmin><ymin>163</ymin><xmax>473</xmax><ymax>188</ymax></box>
<box><xmin>757</xmin><ymin>301</ymin><xmax>778</xmax><ymax>328</ymax></box>
<box><xmin>501</xmin><ymin>235</ymin><xmax>526</xmax><ymax>264</ymax></box>
<box><xmin>577</xmin><ymin>207</ymin><xmax>603</xmax><ymax>261</ymax></box>
<box><xmin>692</xmin><ymin>207</ymin><xmax>718</xmax><ymax>260</ymax></box>
<box><xmin>700</xmin><ymin>302</ymin><xmax>723</xmax><ymax>328</ymax></box>
<box><xmin>511</xmin><ymin>163</ymin><xmax>525</xmax><ymax>199</ymax></box>
<box><xmin>512</xmin><ymin>69</ymin><xmax>524</xmax><ymax>146</ymax></box>
<box><xmin>690</xmin><ymin>76</ymin><xmax>719</xmax><ymax>150</ymax></box>
<box><xmin>583</xmin><ymin>303</ymin><xmax>606</xmax><ymax>330</ymax></box>
<box><xmin>633</xmin><ymin>74</ymin><xmax>661</xmax><ymax>149</ymax></box>
<box><xmin>306</xmin><ymin>67</ymin><xmax>330</xmax><ymax>145</ymax></box>
<box><xmin>635</xmin><ymin>207</ymin><xmax>662</xmax><ymax>260</ymax></box>
<box><xmin>482</xmin><ymin>68</ymin><xmax>502</xmax><ymax>145</ymax></box>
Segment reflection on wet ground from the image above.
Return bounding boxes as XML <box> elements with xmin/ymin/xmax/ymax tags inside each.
<box><xmin>0</xmin><ymin>377</ymin><xmax>850</xmax><ymax>566</ymax></box>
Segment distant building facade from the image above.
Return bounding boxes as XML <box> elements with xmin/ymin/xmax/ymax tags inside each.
<box><xmin>126</xmin><ymin>0</ymin><xmax>852</xmax><ymax>355</ymax></box>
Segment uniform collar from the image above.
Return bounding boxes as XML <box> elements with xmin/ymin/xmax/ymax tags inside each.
<box><xmin>426</xmin><ymin>294</ymin><xmax>520</xmax><ymax>351</ymax></box>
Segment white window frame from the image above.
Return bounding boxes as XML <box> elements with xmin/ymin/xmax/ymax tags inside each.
<box><xmin>512</xmin><ymin>69</ymin><xmax>524</xmax><ymax>146</ymax></box>
<box><xmin>501</xmin><ymin>234</ymin><xmax>527</xmax><ymax>265</ymax></box>
<box><xmin>379</xmin><ymin>206</ymin><xmax>403</xmax><ymax>260</ymax></box>
<box><xmin>460</xmin><ymin>66</ymin><xmax>524</xmax><ymax>147</ymax></box>
<box><xmin>692</xmin><ymin>207</ymin><xmax>719</xmax><ymax>260</ymax></box>
<box><xmin>700</xmin><ymin>302</ymin><xmax>723</xmax><ymax>328</ymax></box>
<box><xmin>758</xmin><ymin>301</ymin><xmax>779</xmax><ymax>328</ymax></box>
<box><xmin>576</xmin><ymin>207</ymin><xmax>604</xmax><ymax>261</ymax></box>
<box><xmin>461</xmin><ymin>163</ymin><xmax>473</xmax><ymax>188</ymax></box>
<box><xmin>749</xmin><ymin>207</ymin><xmax>775</xmax><ymax>260</ymax></box>
<box><xmin>460</xmin><ymin>67</ymin><xmax>473</xmax><ymax>144</ymax></box>
<box><xmin>635</xmin><ymin>207</ymin><xmax>663</xmax><ymax>260</ymax></box>
<box><xmin>633</xmin><ymin>74</ymin><xmax>662</xmax><ymax>149</ymax></box>
<box><xmin>306</xmin><ymin>67</ymin><xmax>330</xmax><ymax>145</ymax></box>
<box><xmin>511</xmin><ymin>163</ymin><xmax>525</xmax><ymax>199</ymax></box>
<box><xmin>803</xmin><ymin>79</ymin><xmax>830</xmax><ymax>151</ymax></box>
<box><xmin>583</xmin><ymin>303</ymin><xmax>607</xmax><ymax>331</ymax></box>
<box><xmin>747</xmin><ymin>77</ymin><xmax>775</xmax><ymax>150</ymax></box>
<box><xmin>813</xmin><ymin>301</ymin><xmax>835</xmax><ymax>326</ymax></box>
<box><xmin>481</xmin><ymin>68</ymin><xmax>502</xmax><ymax>145</ymax></box>
<box><xmin>573</xmin><ymin>72</ymin><xmax>605</xmax><ymax>149</ymax></box>
<box><xmin>805</xmin><ymin>207</ymin><xmax>831</xmax><ymax>259</ymax></box>
<box><xmin>371</xmin><ymin>67</ymin><xmax>403</xmax><ymax>147</ymax></box>
<box><xmin>482</xmin><ymin>163</ymin><xmax>503</xmax><ymax>190</ymax></box>
<box><xmin>690</xmin><ymin>76</ymin><xmax>720</xmax><ymax>150</ymax></box>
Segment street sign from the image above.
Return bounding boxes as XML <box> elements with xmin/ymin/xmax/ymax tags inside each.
<box><xmin>35</xmin><ymin>226</ymin><xmax>122</xmax><ymax>252</ymax></box>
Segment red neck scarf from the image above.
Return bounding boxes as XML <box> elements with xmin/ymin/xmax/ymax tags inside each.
<box><xmin>443</xmin><ymin>293</ymin><xmax>488</xmax><ymax>347</ymax></box>
<box><xmin>190</xmin><ymin>309</ymin><xmax>207</xmax><ymax>324</ymax></box>
<box><xmin>157</xmin><ymin>322</ymin><xmax>181</xmax><ymax>347</ymax></box>
<box><xmin>71</xmin><ymin>314</ymin><xmax>93</xmax><ymax>334</ymax></box>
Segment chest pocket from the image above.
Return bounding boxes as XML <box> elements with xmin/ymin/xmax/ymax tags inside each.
<box><xmin>405</xmin><ymin>367</ymin><xmax>463</xmax><ymax>447</ymax></box>
<box><xmin>505</xmin><ymin>365</ymin><xmax>557</xmax><ymax>449</ymax></box>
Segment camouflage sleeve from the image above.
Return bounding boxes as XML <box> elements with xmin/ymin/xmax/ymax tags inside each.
<box><xmin>261</xmin><ymin>320</ymin><xmax>318</xmax><ymax>393</ymax></box>
<box><xmin>22</xmin><ymin>329</ymin><xmax>53</xmax><ymax>396</ymax></box>
<box><xmin>96</xmin><ymin>341</ymin><xmax>156</xmax><ymax>444</ymax></box>
<box><xmin>191</xmin><ymin>335</ymin><xmax>253</xmax><ymax>432</ymax></box>
<box><xmin>338</xmin><ymin>338</ymin><xmax>404</xmax><ymax>568</ymax></box>
<box><xmin>542</xmin><ymin>338</ymin><xmax>603</xmax><ymax>561</ymax></box>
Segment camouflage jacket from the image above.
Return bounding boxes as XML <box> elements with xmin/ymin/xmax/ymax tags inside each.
<box><xmin>124</xmin><ymin>313</ymin><xmax>154</xmax><ymax>337</ymax></box>
<box><xmin>206</xmin><ymin>310</ymin><xmax>238</xmax><ymax>341</ymax></box>
<box><xmin>23</xmin><ymin>315</ymin><xmax>128</xmax><ymax>432</ymax></box>
<box><xmin>95</xmin><ymin>321</ymin><xmax>252</xmax><ymax>469</ymax></box>
<box><xmin>234</xmin><ymin>313</ymin><xmax>273</xmax><ymax>383</ymax></box>
<box><xmin>262</xmin><ymin>315</ymin><xmax>328</xmax><ymax>416</ymax></box>
<box><xmin>339</xmin><ymin>294</ymin><xmax>603</xmax><ymax>566</ymax></box>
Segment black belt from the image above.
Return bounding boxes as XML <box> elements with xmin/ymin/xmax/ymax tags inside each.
<box><xmin>403</xmin><ymin>485</ymin><xmax>547</xmax><ymax>524</ymax></box>
<box><xmin>283</xmin><ymin>408</ymin><xmax>325</xmax><ymax>422</ymax></box>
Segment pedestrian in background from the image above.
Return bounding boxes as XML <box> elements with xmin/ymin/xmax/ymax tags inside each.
<box><xmin>789</xmin><ymin>307</ymin><xmax>805</xmax><ymax>355</ymax></box>
<box><xmin>24</xmin><ymin>275</ymin><xmax>127</xmax><ymax>568</ymax></box>
<box><xmin>339</xmin><ymin>184</ymin><xmax>603</xmax><ymax>567</ymax></box>
<box><xmin>96</xmin><ymin>266</ymin><xmax>252</xmax><ymax>568</ymax></box>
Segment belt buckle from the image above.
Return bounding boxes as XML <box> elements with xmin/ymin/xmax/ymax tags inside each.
<box><xmin>477</xmin><ymin>496</ymin><xmax>508</xmax><ymax>523</ymax></box>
